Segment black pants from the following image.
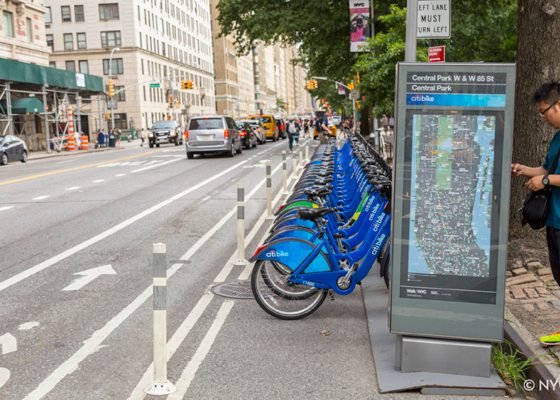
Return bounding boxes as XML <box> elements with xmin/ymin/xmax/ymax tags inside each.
<box><xmin>546</xmin><ymin>226</ymin><xmax>560</xmax><ymax>286</ymax></box>
<box><xmin>288</xmin><ymin>133</ymin><xmax>299</xmax><ymax>151</ymax></box>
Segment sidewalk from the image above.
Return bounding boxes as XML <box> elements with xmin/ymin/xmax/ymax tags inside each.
<box><xmin>28</xmin><ymin>138</ymin><xmax>144</xmax><ymax>161</ymax></box>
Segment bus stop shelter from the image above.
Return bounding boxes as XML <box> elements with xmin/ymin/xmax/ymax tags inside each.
<box><xmin>0</xmin><ymin>58</ymin><xmax>105</xmax><ymax>153</ymax></box>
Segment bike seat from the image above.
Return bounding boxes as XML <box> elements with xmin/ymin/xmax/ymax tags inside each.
<box><xmin>298</xmin><ymin>207</ymin><xmax>336</xmax><ymax>221</ymax></box>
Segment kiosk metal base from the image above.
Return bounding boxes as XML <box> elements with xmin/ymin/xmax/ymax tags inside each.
<box><xmin>361</xmin><ymin>271</ymin><xmax>507</xmax><ymax>395</ymax></box>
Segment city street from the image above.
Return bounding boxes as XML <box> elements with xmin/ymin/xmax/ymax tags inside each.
<box><xmin>0</xmin><ymin>140</ymin><xmax>505</xmax><ymax>400</ymax></box>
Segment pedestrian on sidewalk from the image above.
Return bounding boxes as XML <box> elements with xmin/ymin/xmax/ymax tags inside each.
<box><xmin>389</xmin><ymin>114</ymin><xmax>395</xmax><ymax>133</ymax></box>
<box><xmin>115</xmin><ymin>128</ymin><xmax>122</xmax><ymax>147</ymax></box>
<box><xmin>319</xmin><ymin>109</ymin><xmax>333</xmax><ymax>145</ymax></box>
<box><xmin>287</xmin><ymin>118</ymin><xmax>300</xmax><ymax>153</ymax></box>
<box><xmin>140</xmin><ymin>128</ymin><xmax>146</xmax><ymax>147</ymax></box>
<box><xmin>512</xmin><ymin>82</ymin><xmax>560</xmax><ymax>346</ymax></box>
<box><xmin>380</xmin><ymin>114</ymin><xmax>389</xmax><ymax>132</ymax></box>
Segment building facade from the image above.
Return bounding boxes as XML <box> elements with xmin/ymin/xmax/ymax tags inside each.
<box><xmin>44</xmin><ymin>0</ymin><xmax>216</xmax><ymax>132</ymax></box>
<box><xmin>0</xmin><ymin>0</ymin><xmax>51</xmax><ymax>65</ymax></box>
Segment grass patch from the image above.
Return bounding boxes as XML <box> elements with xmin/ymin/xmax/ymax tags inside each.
<box><xmin>492</xmin><ymin>340</ymin><xmax>548</xmax><ymax>393</ymax></box>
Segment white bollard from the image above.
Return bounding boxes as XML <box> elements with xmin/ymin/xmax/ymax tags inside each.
<box><xmin>305</xmin><ymin>138</ymin><xmax>309</xmax><ymax>162</ymax></box>
<box><xmin>299</xmin><ymin>146</ymin><xmax>303</xmax><ymax>170</ymax></box>
<box><xmin>282</xmin><ymin>151</ymin><xmax>289</xmax><ymax>195</ymax></box>
<box><xmin>292</xmin><ymin>149</ymin><xmax>297</xmax><ymax>179</ymax></box>
<box><xmin>145</xmin><ymin>244</ymin><xmax>177</xmax><ymax>396</ymax></box>
<box><xmin>233</xmin><ymin>184</ymin><xmax>249</xmax><ymax>266</ymax></box>
<box><xmin>266</xmin><ymin>162</ymin><xmax>274</xmax><ymax>220</ymax></box>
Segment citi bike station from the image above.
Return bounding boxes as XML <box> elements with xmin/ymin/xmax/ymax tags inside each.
<box><xmin>247</xmin><ymin>62</ymin><xmax>516</xmax><ymax>395</ymax></box>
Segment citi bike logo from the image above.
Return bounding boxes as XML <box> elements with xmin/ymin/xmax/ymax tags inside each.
<box><xmin>410</xmin><ymin>95</ymin><xmax>435</xmax><ymax>102</ymax></box>
<box><xmin>366</xmin><ymin>202</ymin><xmax>380</xmax><ymax>214</ymax></box>
<box><xmin>266</xmin><ymin>250</ymin><xmax>289</xmax><ymax>257</ymax></box>
<box><xmin>371</xmin><ymin>234</ymin><xmax>386</xmax><ymax>255</ymax></box>
<box><xmin>365</xmin><ymin>198</ymin><xmax>377</xmax><ymax>212</ymax></box>
<box><xmin>373</xmin><ymin>214</ymin><xmax>384</xmax><ymax>232</ymax></box>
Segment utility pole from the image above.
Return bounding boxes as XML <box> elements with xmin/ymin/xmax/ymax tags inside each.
<box><xmin>170</xmin><ymin>68</ymin><xmax>175</xmax><ymax>120</ymax></box>
<box><xmin>405</xmin><ymin>0</ymin><xmax>418</xmax><ymax>62</ymax></box>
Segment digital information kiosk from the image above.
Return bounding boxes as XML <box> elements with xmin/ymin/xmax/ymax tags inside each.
<box><xmin>390</xmin><ymin>63</ymin><xmax>515</xmax><ymax>378</ymax></box>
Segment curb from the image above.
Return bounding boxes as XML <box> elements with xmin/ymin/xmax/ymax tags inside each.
<box><xmin>504</xmin><ymin>310</ymin><xmax>560</xmax><ymax>400</ymax></box>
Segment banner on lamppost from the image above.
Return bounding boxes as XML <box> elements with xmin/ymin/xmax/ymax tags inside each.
<box><xmin>350</xmin><ymin>0</ymin><xmax>370</xmax><ymax>52</ymax></box>
<box><xmin>338</xmin><ymin>83</ymin><xmax>345</xmax><ymax>95</ymax></box>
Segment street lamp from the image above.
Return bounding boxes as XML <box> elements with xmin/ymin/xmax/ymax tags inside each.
<box><xmin>109</xmin><ymin>47</ymin><xmax>120</xmax><ymax>132</ymax></box>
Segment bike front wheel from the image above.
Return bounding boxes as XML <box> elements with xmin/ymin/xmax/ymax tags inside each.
<box><xmin>251</xmin><ymin>259</ymin><xmax>327</xmax><ymax>320</ymax></box>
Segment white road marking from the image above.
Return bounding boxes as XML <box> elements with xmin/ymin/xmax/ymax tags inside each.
<box><xmin>33</xmin><ymin>196</ymin><xmax>49</xmax><ymax>201</ymax></box>
<box><xmin>56</xmin><ymin>159</ymin><xmax>77</xmax><ymax>164</ymax></box>
<box><xmin>0</xmin><ymin>333</ymin><xmax>17</xmax><ymax>355</ymax></box>
<box><xmin>61</xmin><ymin>265</ymin><xmax>117</xmax><ymax>291</ymax></box>
<box><xmin>167</xmin><ymin>301</ymin><xmax>234</xmax><ymax>400</ymax></box>
<box><xmin>131</xmin><ymin>157</ymin><xmax>183</xmax><ymax>173</ymax></box>
<box><xmin>65</xmin><ymin>187</ymin><xmax>80</xmax><ymax>191</ymax></box>
<box><xmin>201</xmin><ymin>196</ymin><xmax>211</xmax><ymax>202</ymax></box>
<box><xmin>115</xmin><ymin>174</ymin><xmax>126</xmax><ymax>177</ymax></box>
<box><xmin>0</xmin><ymin>368</ymin><xmax>10</xmax><ymax>391</ymax></box>
<box><xmin>153</xmin><ymin>155</ymin><xmax>184</xmax><ymax>158</ymax></box>
<box><xmin>0</xmin><ymin>159</ymin><xmax>248</xmax><ymax>295</ymax></box>
<box><xmin>18</xmin><ymin>322</ymin><xmax>39</xmax><ymax>331</ymax></box>
<box><xmin>0</xmin><ymin>206</ymin><xmax>14</xmax><ymax>212</ymax></box>
<box><xmin>92</xmin><ymin>180</ymin><xmax>105</xmax><ymax>183</ymax></box>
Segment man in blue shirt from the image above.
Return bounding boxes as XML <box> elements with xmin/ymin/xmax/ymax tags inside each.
<box><xmin>512</xmin><ymin>82</ymin><xmax>560</xmax><ymax>345</ymax></box>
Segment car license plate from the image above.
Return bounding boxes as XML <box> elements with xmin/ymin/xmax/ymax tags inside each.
<box><xmin>201</xmin><ymin>135</ymin><xmax>211</xmax><ymax>139</ymax></box>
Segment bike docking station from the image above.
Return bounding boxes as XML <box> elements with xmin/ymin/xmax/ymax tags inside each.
<box><xmin>363</xmin><ymin>62</ymin><xmax>515</xmax><ymax>395</ymax></box>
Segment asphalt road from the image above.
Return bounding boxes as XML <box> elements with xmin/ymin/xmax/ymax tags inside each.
<box><xmin>0</xmin><ymin>139</ymin><xmax>507</xmax><ymax>400</ymax></box>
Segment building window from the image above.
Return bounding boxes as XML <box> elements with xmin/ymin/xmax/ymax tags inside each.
<box><xmin>115</xmin><ymin>86</ymin><xmax>126</xmax><ymax>102</ymax></box>
<box><xmin>26</xmin><ymin>18</ymin><xmax>33</xmax><ymax>42</ymax></box>
<box><xmin>77</xmin><ymin>33</ymin><xmax>86</xmax><ymax>49</ymax></box>
<box><xmin>75</xmin><ymin>5</ymin><xmax>85</xmax><ymax>22</ymax></box>
<box><xmin>46</xmin><ymin>34</ymin><xmax>54</xmax><ymax>50</ymax></box>
<box><xmin>99</xmin><ymin>4</ymin><xmax>119</xmax><ymax>20</ymax></box>
<box><xmin>45</xmin><ymin>7</ymin><xmax>52</xmax><ymax>24</ymax></box>
<box><xmin>113</xmin><ymin>113</ymin><xmax>128</xmax><ymax>129</ymax></box>
<box><xmin>49</xmin><ymin>61</ymin><xmax>56</xmax><ymax>68</ymax></box>
<box><xmin>101</xmin><ymin>31</ymin><xmax>121</xmax><ymax>48</ymax></box>
<box><xmin>3</xmin><ymin>11</ymin><xmax>13</xmax><ymax>38</ymax></box>
<box><xmin>66</xmin><ymin>61</ymin><xmax>75</xmax><ymax>72</ymax></box>
<box><xmin>61</xmin><ymin>6</ymin><xmax>71</xmax><ymax>22</ymax></box>
<box><xmin>162</xmin><ymin>42</ymin><xmax>166</xmax><ymax>57</ymax></box>
<box><xmin>78</xmin><ymin>60</ymin><xmax>88</xmax><ymax>74</ymax></box>
<box><xmin>143</xmin><ymin>86</ymin><xmax>146</xmax><ymax>101</ymax></box>
<box><xmin>103</xmin><ymin>58</ymin><xmax>123</xmax><ymax>75</ymax></box>
<box><xmin>64</xmin><ymin>33</ymin><xmax>73</xmax><ymax>50</ymax></box>
<box><xmin>141</xmin><ymin>59</ymin><xmax>144</xmax><ymax>75</ymax></box>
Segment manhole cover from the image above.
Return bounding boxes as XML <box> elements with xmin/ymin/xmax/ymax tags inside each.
<box><xmin>213</xmin><ymin>280</ymin><xmax>254</xmax><ymax>299</ymax></box>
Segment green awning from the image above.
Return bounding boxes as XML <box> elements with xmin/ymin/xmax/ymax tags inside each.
<box><xmin>0</xmin><ymin>98</ymin><xmax>45</xmax><ymax>114</ymax></box>
<box><xmin>0</xmin><ymin>58</ymin><xmax>104</xmax><ymax>93</ymax></box>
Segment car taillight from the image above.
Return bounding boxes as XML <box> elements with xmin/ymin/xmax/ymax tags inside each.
<box><xmin>184</xmin><ymin>130</ymin><xmax>189</xmax><ymax>140</ymax></box>
<box><xmin>240</xmin><ymin>130</ymin><xmax>247</xmax><ymax>136</ymax></box>
<box><xmin>280</xmin><ymin>125</ymin><xmax>284</xmax><ymax>130</ymax></box>
<box><xmin>224</xmin><ymin>129</ymin><xmax>229</xmax><ymax>140</ymax></box>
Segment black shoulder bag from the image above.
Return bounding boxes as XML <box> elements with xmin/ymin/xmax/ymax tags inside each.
<box><xmin>521</xmin><ymin>150</ymin><xmax>560</xmax><ymax>230</ymax></box>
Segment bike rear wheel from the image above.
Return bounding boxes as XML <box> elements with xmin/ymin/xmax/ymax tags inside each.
<box><xmin>251</xmin><ymin>259</ymin><xmax>327</xmax><ymax>320</ymax></box>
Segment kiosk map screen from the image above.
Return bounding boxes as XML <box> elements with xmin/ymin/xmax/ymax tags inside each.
<box><xmin>401</xmin><ymin>111</ymin><xmax>502</xmax><ymax>304</ymax></box>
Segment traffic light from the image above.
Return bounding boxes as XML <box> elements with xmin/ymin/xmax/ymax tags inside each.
<box><xmin>108</xmin><ymin>79</ymin><xmax>114</xmax><ymax>98</ymax></box>
<box><xmin>180</xmin><ymin>80</ymin><xmax>187</xmax><ymax>90</ymax></box>
<box><xmin>105</xmin><ymin>112</ymin><xmax>111</xmax><ymax>120</ymax></box>
<box><xmin>186</xmin><ymin>80</ymin><xmax>193</xmax><ymax>89</ymax></box>
<box><xmin>168</xmin><ymin>94</ymin><xmax>173</xmax><ymax>108</ymax></box>
<box><xmin>312</xmin><ymin>80</ymin><xmax>318</xmax><ymax>89</ymax></box>
<box><xmin>175</xmin><ymin>99</ymin><xmax>179</xmax><ymax>108</ymax></box>
<box><xmin>355</xmin><ymin>73</ymin><xmax>360</xmax><ymax>86</ymax></box>
<box><xmin>356</xmin><ymin>101</ymin><xmax>361</xmax><ymax>109</ymax></box>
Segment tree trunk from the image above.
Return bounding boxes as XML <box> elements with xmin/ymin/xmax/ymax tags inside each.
<box><xmin>360</xmin><ymin>106</ymin><xmax>371</xmax><ymax>137</ymax></box>
<box><xmin>510</xmin><ymin>0</ymin><xmax>560</xmax><ymax>239</ymax></box>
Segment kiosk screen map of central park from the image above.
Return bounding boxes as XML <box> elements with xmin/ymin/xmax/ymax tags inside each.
<box><xmin>400</xmin><ymin>111</ymin><xmax>502</xmax><ymax>304</ymax></box>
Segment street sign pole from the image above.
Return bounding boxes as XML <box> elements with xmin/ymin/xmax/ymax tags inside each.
<box><xmin>405</xmin><ymin>0</ymin><xmax>418</xmax><ymax>62</ymax></box>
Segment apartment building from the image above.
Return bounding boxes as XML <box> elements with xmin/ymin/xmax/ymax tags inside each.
<box><xmin>44</xmin><ymin>0</ymin><xmax>216</xmax><ymax>132</ymax></box>
<box><xmin>1</xmin><ymin>0</ymin><xmax>51</xmax><ymax>65</ymax></box>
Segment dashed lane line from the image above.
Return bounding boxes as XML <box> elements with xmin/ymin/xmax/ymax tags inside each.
<box><xmin>131</xmin><ymin>157</ymin><xmax>183</xmax><ymax>173</ymax></box>
<box><xmin>32</xmin><ymin>196</ymin><xmax>50</xmax><ymax>201</ymax></box>
<box><xmin>65</xmin><ymin>187</ymin><xmax>80</xmax><ymax>191</ymax></box>
<box><xmin>0</xmin><ymin>149</ymin><xmax>163</xmax><ymax>187</ymax></box>
<box><xmin>0</xmin><ymin>206</ymin><xmax>14</xmax><ymax>212</ymax></box>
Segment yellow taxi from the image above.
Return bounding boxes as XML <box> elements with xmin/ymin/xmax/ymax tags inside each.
<box><xmin>250</xmin><ymin>115</ymin><xmax>279</xmax><ymax>141</ymax></box>
<box><xmin>313</xmin><ymin>113</ymin><xmax>337</xmax><ymax>139</ymax></box>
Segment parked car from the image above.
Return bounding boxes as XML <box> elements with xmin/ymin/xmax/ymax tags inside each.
<box><xmin>332</xmin><ymin>116</ymin><xmax>342</xmax><ymax>127</ymax></box>
<box><xmin>249</xmin><ymin>115</ymin><xmax>278</xmax><ymax>141</ymax></box>
<box><xmin>185</xmin><ymin>115</ymin><xmax>242</xmax><ymax>159</ymax></box>
<box><xmin>0</xmin><ymin>135</ymin><xmax>27</xmax><ymax>165</ymax></box>
<box><xmin>148</xmin><ymin>120</ymin><xmax>183</xmax><ymax>148</ymax></box>
<box><xmin>245</xmin><ymin>120</ymin><xmax>266</xmax><ymax>144</ymax></box>
<box><xmin>235</xmin><ymin>121</ymin><xmax>258</xmax><ymax>149</ymax></box>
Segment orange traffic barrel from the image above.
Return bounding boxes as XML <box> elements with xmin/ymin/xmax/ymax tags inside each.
<box><xmin>81</xmin><ymin>135</ymin><xmax>89</xmax><ymax>150</ymax></box>
<box><xmin>67</xmin><ymin>135</ymin><xmax>76</xmax><ymax>151</ymax></box>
